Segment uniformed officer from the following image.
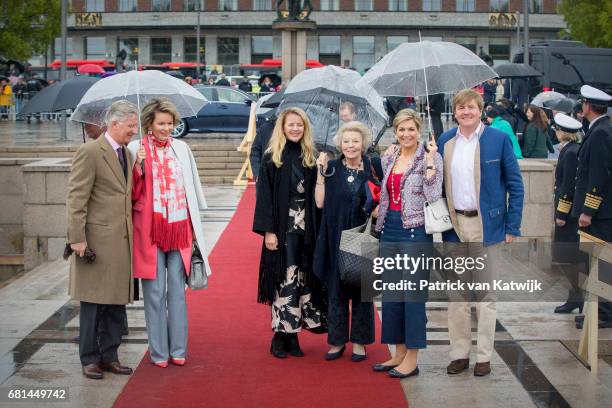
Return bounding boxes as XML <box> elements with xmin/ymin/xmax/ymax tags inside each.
<box><xmin>551</xmin><ymin>113</ymin><xmax>587</xmax><ymax>315</ymax></box>
<box><xmin>572</xmin><ymin>85</ymin><xmax>612</xmax><ymax>329</ymax></box>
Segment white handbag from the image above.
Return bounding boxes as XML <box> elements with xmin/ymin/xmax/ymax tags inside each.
<box><xmin>424</xmin><ymin>198</ymin><xmax>453</xmax><ymax>234</ymax></box>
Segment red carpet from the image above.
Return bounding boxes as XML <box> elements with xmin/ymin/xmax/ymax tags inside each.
<box><xmin>114</xmin><ymin>186</ymin><xmax>407</xmax><ymax>408</ymax></box>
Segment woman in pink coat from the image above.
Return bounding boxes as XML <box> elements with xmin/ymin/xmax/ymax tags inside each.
<box><xmin>129</xmin><ymin>98</ymin><xmax>210</xmax><ymax>368</ymax></box>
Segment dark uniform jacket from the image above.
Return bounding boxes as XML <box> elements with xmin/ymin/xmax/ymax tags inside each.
<box><xmin>572</xmin><ymin>116</ymin><xmax>612</xmax><ymax>237</ymax></box>
<box><xmin>555</xmin><ymin>142</ymin><xmax>580</xmax><ymax>222</ymax></box>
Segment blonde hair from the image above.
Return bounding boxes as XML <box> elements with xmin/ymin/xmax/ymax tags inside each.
<box><xmin>333</xmin><ymin>121</ymin><xmax>372</xmax><ymax>152</ymax></box>
<box><xmin>140</xmin><ymin>98</ymin><xmax>180</xmax><ymax>135</ymax></box>
<box><xmin>452</xmin><ymin>89</ymin><xmax>484</xmax><ymax>112</ymax></box>
<box><xmin>265</xmin><ymin>107</ymin><xmax>317</xmax><ymax>168</ymax></box>
<box><xmin>556</xmin><ymin>129</ymin><xmax>581</xmax><ymax>143</ymax></box>
<box><xmin>393</xmin><ymin>108</ymin><xmax>422</xmax><ymax>132</ymax></box>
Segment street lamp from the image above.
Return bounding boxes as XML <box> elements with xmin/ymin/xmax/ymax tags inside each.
<box><xmin>523</xmin><ymin>0</ymin><xmax>530</xmax><ymax>65</ymax></box>
<box><xmin>196</xmin><ymin>0</ymin><xmax>202</xmax><ymax>80</ymax></box>
<box><xmin>60</xmin><ymin>0</ymin><xmax>67</xmax><ymax>141</ymax></box>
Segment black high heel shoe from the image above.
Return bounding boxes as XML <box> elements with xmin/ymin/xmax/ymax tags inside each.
<box><xmin>554</xmin><ymin>302</ymin><xmax>584</xmax><ymax>314</ymax></box>
<box><xmin>324</xmin><ymin>345</ymin><xmax>346</xmax><ymax>361</ymax></box>
<box><xmin>270</xmin><ymin>332</ymin><xmax>287</xmax><ymax>359</ymax></box>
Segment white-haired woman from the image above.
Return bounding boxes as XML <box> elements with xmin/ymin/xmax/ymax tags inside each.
<box><xmin>253</xmin><ymin>107</ymin><xmax>324</xmax><ymax>359</ymax></box>
<box><xmin>314</xmin><ymin>121</ymin><xmax>381</xmax><ymax>362</ymax></box>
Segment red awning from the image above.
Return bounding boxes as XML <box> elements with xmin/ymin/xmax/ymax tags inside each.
<box><xmin>77</xmin><ymin>64</ymin><xmax>106</xmax><ymax>74</ymax></box>
<box><xmin>50</xmin><ymin>59</ymin><xmax>113</xmax><ymax>68</ymax></box>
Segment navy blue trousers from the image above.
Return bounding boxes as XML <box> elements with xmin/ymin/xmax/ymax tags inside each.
<box><xmin>380</xmin><ymin>210</ymin><xmax>432</xmax><ymax>349</ymax></box>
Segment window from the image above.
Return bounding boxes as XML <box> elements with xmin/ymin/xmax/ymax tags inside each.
<box><xmin>119</xmin><ymin>0</ymin><xmax>137</xmax><ymax>11</ymax></box>
<box><xmin>320</xmin><ymin>0</ymin><xmax>339</xmax><ymax>10</ymax></box>
<box><xmin>53</xmin><ymin>38</ymin><xmax>73</xmax><ymax>59</ymax></box>
<box><xmin>86</xmin><ymin>37</ymin><xmax>106</xmax><ymax>59</ymax></box>
<box><xmin>251</xmin><ymin>36</ymin><xmax>273</xmax><ymax>64</ymax></box>
<box><xmin>354</xmin><ymin>0</ymin><xmax>373</xmax><ymax>11</ymax></box>
<box><xmin>218</xmin><ymin>38</ymin><xmax>239</xmax><ymax>65</ymax></box>
<box><xmin>217</xmin><ymin>88</ymin><xmax>249</xmax><ymax>103</ymax></box>
<box><xmin>455</xmin><ymin>37</ymin><xmax>477</xmax><ymax>53</ymax></box>
<box><xmin>151</xmin><ymin>37</ymin><xmax>171</xmax><ymax>64</ymax></box>
<box><xmin>219</xmin><ymin>0</ymin><xmax>238</xmax><ymax>11</ymax></box>
<box><xmin>184</xmin><ymin>0</ymin><xmax>198</xmax><ymax>11</ymax></box>
<box><xmin>456</xmin><ymin>0</ymin><xmax>474</xmax><ymax>12</ymax></box>
<box><xmin>197</xmin><ymin>87</ymin><xmax>215</xmax><ymax>100</ymax></box>
<box><xmin>387</xmin><ymin>36</ymin><xmax>408</xmax><ymax>52</ymax></box>
<box><xmin>319</xmin><ymin>36</ymin><xmax>341</xmax><ymax>66</ymax></box>
<box><xmin>185</xmin><ymin>37</ymin><xmax>205</xmax><ymax>63</ymax></box>
<box><xmin>117</xmin><ymin>38</ymin><xmax>139</xmax><ymax>63</ymax></box>
<box><xmin>422</xmin><ymin>0</ymin><xmax>441</xmax><ymax>11</ymax></box>
<box><xmin>253</xmin><ymin>0</ymin><xmax>272</xmax><ymax>10</ymax></box>
<box><xmin>388</xmin><ymin>0</ymin><xmax>408</xmax><ymax>11</ymax></box>
<box><xmin>152</xmin><ymin>0</ymin><xmax>171</xmax><ymax>11</ymax></box>
<box><xmin>489</xmin><ymin>38</ymin><xmax>511</xmax><ymax>63</ymax></box>
<box><xmin>530</xmin><ymin>0</ymin><xmax>542</xmax><ymax>13</ymax></box>
<box><xmin>490</xmin><ymin>0</ymin><xmax>509</xmax><ymax>12</ymax></box>
<box><xmin>86</xmin><ymin>0</ymin><xmax>104</xmax><ymax>12</ymax></box>
<box><xmin>353</xmin><ymin>36</ymin><xmax>375</xmax><ymax>73</ymax></box>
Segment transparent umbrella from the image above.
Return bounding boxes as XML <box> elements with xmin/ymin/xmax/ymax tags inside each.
<box><xmin>359</xmin><ymin>41</ymin><xmax>497</xmax><ymax>97</ymax></box>
<box><xmin>530</xmin><ymin>91</ymin><xmax>567</xmax><ymax>109</ymax></box>
<box><xmin>278</xmin><ymin>65</ymin><xmax>388</xmax><ymax>150</ymax></box>
<box><xmin>359</xmin><ymin>40</ymin><xmax>497</xmax><ymax>137</ymax></box>
<box><xmin>71</xmin><ymin>70</ymin><xmax>208</xmax><ymax>128</ymax></box>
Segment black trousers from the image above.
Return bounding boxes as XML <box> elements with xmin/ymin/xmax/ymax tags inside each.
<box><xmin>327</xmin><ymin>283</ymin><xmax>375</xmax><ymax>347</ymax></box>
<box><xmin>79</xmin><ymin>302</ymin><xmax>125</xmax><ymax>366</ymax></box>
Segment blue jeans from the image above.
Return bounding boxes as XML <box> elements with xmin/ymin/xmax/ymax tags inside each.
<box><xmin>380</xmin><ymin>210</ymin><xmax>432</xmax><ymax>349</ymax></box>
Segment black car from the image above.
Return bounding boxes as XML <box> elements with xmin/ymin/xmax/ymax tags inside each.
<box><xmin>172</xmin><ymin>85</ymin><xmax>255</xmax><ymax>138</ymax></box>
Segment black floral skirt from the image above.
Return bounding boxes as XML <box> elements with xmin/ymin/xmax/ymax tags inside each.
<box><xmin>271</xmin><ymin>233</ymin><xmax>323</xmax><ymax>333</ymax></box>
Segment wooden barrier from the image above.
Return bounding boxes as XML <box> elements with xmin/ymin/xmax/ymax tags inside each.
<box><xmin>577</xmin><ymin>231</ymin><xmax>612</xmax><ymax>376</ymax></box>
<box><xmin>234</xmin><ymin>102</ymin><xmax>257</xmax><ymax>187</ymax></box>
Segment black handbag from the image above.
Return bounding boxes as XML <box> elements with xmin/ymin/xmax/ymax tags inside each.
<box><xmin>186</xmin><ymin>242</ymin><xmax>208</xmax><ymax>290</ymax></box>
<box><xmin>338</xmin><ymin>217</ymin><xmax>380</xmax><ymax>296</ymax></box>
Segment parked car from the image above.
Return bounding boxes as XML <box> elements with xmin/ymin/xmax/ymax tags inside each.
<box><xmin>172</xmin><ymin>85</ymin><xmax>255</xmax><ymax>138</ymax></box>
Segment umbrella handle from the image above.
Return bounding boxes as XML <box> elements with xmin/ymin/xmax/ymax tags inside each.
<box><xmin>319</xmin><ymin>164</ymin><xmax>336</xmax><ymax>178</ymax></box>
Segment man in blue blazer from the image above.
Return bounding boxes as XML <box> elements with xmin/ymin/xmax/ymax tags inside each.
<box><xmin>437</xmin><ymin>89</ymin><xmax>524</xmax><ymax>377</ymax></box>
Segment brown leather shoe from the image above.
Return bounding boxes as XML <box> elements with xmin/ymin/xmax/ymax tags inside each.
<box><xmin>100</xmin><ymin>361</ymin><xmax>133</xmax><ymax>375</ymax></box>
<box><xmin>447</xmin><ymin>359</ymin><xmax>470</xmax><ymax>374</ymax></box>
<box><xmin>82</xmin><ymin>364</ymin><xmax>103</xmax><ymax>379</ymax></box>
<box><xmin>474</xmin><ymin>362</ymin><xmax>491</xmax><ymax>376</ymax></box>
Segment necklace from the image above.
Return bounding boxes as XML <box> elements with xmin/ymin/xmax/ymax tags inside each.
<box><xmin>343</xmin><ymin>158</ymin><xmax>362</xmax><ymax>183</ymax></box>
<box><xmin>390</xmin><ymin>149</ymin><xmax>416</xmax><ymax>206</ymax></box>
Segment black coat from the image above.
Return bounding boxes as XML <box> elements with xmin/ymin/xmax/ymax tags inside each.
<box><xmin>249</xmin><ymin>119</ymin><xmax>275</xmax><ymax>179</ymax></box>
<box><xmin>554</xmin><ymin>142</ymin><xmax>580</xmax><ymax>223</ymax></box>
<box><xmin>313</xmin><ymin>156</ymin><xmax>378</xmax><ymax>296</ymax></box>
<box><xmin>252</xmin><ymin>142</ymin><xmax>320</xmax><ymax>304</ymax></box>
<box><xmin>572</xmin><ymin>116</ymin><xmax>612</xmax><ymax>220</ymax></box>
<box><xmin>553</xmin><ymin>142</ymin><xmax>583</xmax><ymax>263</ymax></box>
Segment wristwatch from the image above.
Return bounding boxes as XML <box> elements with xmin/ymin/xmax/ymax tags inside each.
<box><xmin>426</xmin><ymin>165</ymin><xmax>435</xmax><ymax>170</ymax></box>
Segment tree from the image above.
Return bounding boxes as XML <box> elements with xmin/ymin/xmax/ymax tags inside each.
<box><xmin>558</xmin><ymin>0</ymin><xmax>612</xmax><ymax>48</ymax></box>
<box><xmin>0</xmin><ymin>0</ymin><xmax>62</xmax><ymax>61</ymax></box>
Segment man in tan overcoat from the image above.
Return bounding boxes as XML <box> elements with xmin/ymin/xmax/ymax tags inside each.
<box><xmin>66</xmin><ymin>100</ymin><xmax>139</xmax><ymax>379</ymax></box>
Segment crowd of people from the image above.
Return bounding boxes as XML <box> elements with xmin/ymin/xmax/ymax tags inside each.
<box><xmin>64</xmin><ymin>82</ymin><xmax>611</xmax><ymax>382</ymax></box>
<box><xmin>249</xmin><ymin>84</ymin><xmax>612</xmax><ymax>381</ymax></box>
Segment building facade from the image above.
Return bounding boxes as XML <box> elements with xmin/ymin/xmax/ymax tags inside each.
<box><xmin>52</xmin><ymin>0</ymin><xmax>566</xmax><ymax>73</ymax></box>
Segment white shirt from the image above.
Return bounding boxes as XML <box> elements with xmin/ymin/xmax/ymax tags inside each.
<box><xmin>588</xmin><ymin>114</ymin><xmax>606</xmax><ymax>129</ymax></box>
<box><xmin>451</xmin><ymin>123</ymin><xmax>482</xmax><ymax>211</ymax></box>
